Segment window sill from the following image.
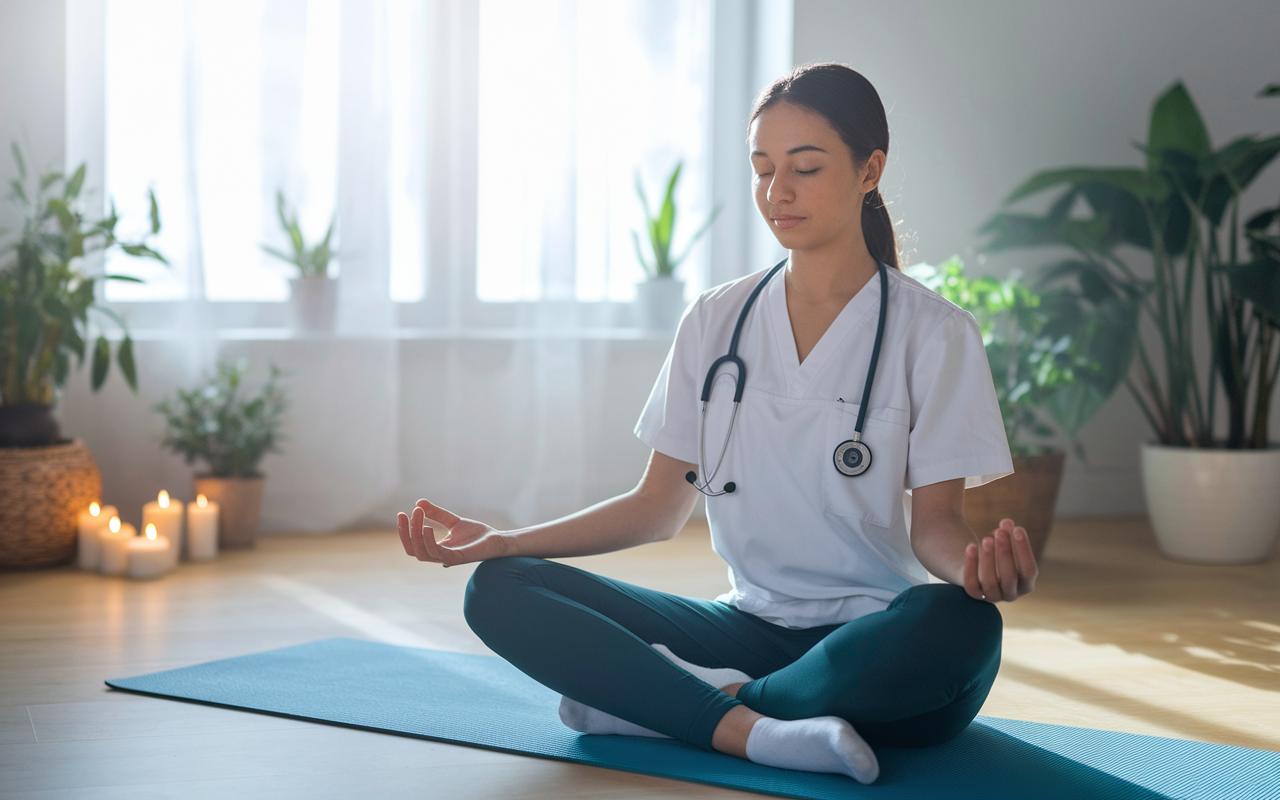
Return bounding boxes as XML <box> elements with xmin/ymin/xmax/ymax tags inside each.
<box><xmin>102</xmin><ymin>327</ymin><xmax>677</xmax><ymax>343</ymax></box>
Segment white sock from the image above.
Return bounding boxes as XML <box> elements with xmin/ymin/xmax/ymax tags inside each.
<box><xmin>744</xmin><ymin>715</ymin><xmax>879</xmax><ymax>785</ymax></box>
<box><xmin>558</xmin><ymin>695</ymin><xmax>670</xmax><ymax>738</ymax></box>
<box><xmin>555</xmin><ymin>643</ymin><xmax>754</xmax><ymax>738</ymax></box>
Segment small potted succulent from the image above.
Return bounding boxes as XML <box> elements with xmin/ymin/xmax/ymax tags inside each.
<box><xmin>261</xmin><ymin>189</ymin><xmax>337</xmax><ymax>331</ymax></box>
<box><xmin>908</xmin><ymin>256</ymin><xmax>1108</xmax><ymax>560</ymax></box>
<box><xmin>153</xmin><ymin>358</ymin><xmax>289</xmax><ymax>548</ymax></box>
<box><xmin>632</xmin><ymin>161</ymin><xmax>719</xmax><ymax>331</ymax></box>
<box><xmin>0</xmin><ymin>143</ymin><xmax>165</xmax><ymax>568</ymax></box>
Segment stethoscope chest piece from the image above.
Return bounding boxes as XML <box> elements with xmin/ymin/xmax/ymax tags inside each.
<box><xmin>833</xmin><ymin>439</ymin><xmax>872</xmax><ymax>477</ymax></box>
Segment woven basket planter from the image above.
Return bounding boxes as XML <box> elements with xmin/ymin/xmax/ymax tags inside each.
<box><xmin>962</xmin><ymin>450</ymin><xmax>1066</xmax><ymax>563</ymax></box>
<box><xmin>0</xmin><ymin>439</ymin><xmax>102</xmax><ymax>569</ymax></box>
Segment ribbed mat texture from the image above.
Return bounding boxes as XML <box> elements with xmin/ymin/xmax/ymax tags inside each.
<box><xmin>106</xmin><ymin>638</ymin><xmax>1280</xmax><ymax>800</ymax></box>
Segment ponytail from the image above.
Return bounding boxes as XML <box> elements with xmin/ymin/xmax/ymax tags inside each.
<box><xmin>862</xmin><ymin>188</ymin><xmax>898</xmax><ymax>269</ymax></box>
<box><xmin>751</xmin><ymin>63</ymin><xmax>901</xmax><ymax>270</ymax></box>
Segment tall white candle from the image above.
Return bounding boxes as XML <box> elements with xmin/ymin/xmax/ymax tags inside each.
<box><xmin>77</xmin><ymin>502</ymin><xmax>118</xmax><ymax>571</ymax></box>
<box><xmin>127</xmin><ymin>523</ymin><xmax>171</xmax><ymax>580</ymax></box>
<box><xmin>142</xmin><ymin>490</ymin><xmax>184</xmax><ymax>568</ymax></box>
<box><xmin>187</xmin><ymin>494</ymin><xmax>219</xmax><ymax>561</ymax></box>
<box><xmin>98</xmin><ymin>517</ymin><xmax>136</xmax><ymax>576</ymax></box>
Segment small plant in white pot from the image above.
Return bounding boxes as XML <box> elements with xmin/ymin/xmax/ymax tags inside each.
<box><xmin>153</xmin><ymin>358</ymin><xmax>289</xmax><ymax>549</ymax></box>
<box><xmin>983</xmin><ymin>81</ymin><xmax>1280</xmax><ymax>564</ymax></box>
<box><xmin>632</xmin><ymin>162</ymin><xmax>719</xmax><ymax>331</ymax></box>
<box><xmin>262</xmin><ymin>190</ymin><xmax>337</xmax><ymax>331</ymax></box>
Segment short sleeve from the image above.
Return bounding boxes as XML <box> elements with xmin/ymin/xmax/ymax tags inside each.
<box><xmin>905</xmin><ymin>310</ymin><xmax>1013</xmax><ymax>490</ymax></box>
<box><xmin>634</xmin><ymin>300</ymin><xmax>703</xmax><ymax>464</ymax></box>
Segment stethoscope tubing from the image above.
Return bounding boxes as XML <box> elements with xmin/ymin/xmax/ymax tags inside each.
<box><xmin>689</xmin><ymin>258</ymin><xmax>889</xmax><ymax>496</ymax></box>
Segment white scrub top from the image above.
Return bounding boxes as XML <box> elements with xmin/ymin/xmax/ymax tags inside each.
<box><xmin>635</xmin><ymin>262</ymin><xmax>1013</xmax><ymax>630</ymax></box>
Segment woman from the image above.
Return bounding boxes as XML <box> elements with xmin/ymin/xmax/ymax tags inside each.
<box><xmin>398</xmin><ymin>63</ymin><xmax>1037</xmax><ymax>786</ymax></box>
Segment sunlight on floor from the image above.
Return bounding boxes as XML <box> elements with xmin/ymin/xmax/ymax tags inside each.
<box><xmin>983</xmin><ymin>627</ymin><xmax>1280</xmax><ymax>751</ymax></box>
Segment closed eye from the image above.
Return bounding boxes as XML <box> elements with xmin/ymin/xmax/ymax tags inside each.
<box><xmin>797</xmin><ymin>168</ymin><xmax>819</xmax><ymax>175</ymax></box>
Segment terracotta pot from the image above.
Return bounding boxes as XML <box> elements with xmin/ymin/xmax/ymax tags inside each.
<box><xmin>0</xmin><ymin>439</ymin><xmax>102</xmax><ymax>569</ymax></box>
<box><xmin>962</xmin><ymin>451</ymin><xmax>1066</xmax><ymax>562</ymax></box>
<box><xmin>1142</xmin><ymin>443</ymin><xmax>1280</xmax><ymax>564</ymax></box>
<box><xmin>193</xmin><ymin>474</ymin><xmax>265</xmax><ymax>549</ymax></box>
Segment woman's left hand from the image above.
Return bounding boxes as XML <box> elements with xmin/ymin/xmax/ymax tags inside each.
<box><xmin>963</xmin><ymin>518</ymin><xmax>1037</xmax><ymax>603</ymax></box>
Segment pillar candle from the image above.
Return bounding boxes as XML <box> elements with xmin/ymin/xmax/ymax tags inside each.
<box><xmin>187</xmin><ymin>494</ymin><xmax>219</xmax><ymax>561</ymax></box>
<box><xmin>127</xmin><ymin>523</ymin><xmax>171</xmax><ymax>580</ymax></box>
<box><xmin>77</xmin><ymin>502</ymin><xmax>118</xmax><ymax>571</ymax></box>
<box><xmin>142</xmin><ymin>490</ymin><xmax>184</xmax><ymax>568</ymax></box>
<box><xmin>98</xmin><ymin>517</ymin><xmax>136</xmax><ymax>576</ymax></box>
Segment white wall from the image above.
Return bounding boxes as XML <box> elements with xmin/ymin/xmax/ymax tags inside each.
<box><xmin>793</xmin><ymin>0</ymin><xmax>1280</xmax><ymax>517</ymax></box>
<box><xmin>0</xmin><ymin>0</ymin><xmax>65</xmax><ymax>236</ymax></box>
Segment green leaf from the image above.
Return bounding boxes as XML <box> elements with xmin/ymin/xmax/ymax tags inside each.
<box><xmin>1148</xmin><ymin>82</ymin><xmax>1212</xmax><ymax>168</ymax></box>
<box><xmin>104</xmin><ymin>273</ymin><xmax>146</xmax><ymax>283</ymax></box>
<box><xmin>260</xmin><ymin>244</ymin><xmax>299</xmax><ymax>267</ymax></box>
<box><xmin>39</xmin><ymin>170</ymin><xmax>63</xmax><ymax>192</ymax></box>
<box><xmin>149</xmin><ymin>187</ymin><xmax>161</xmax><ymax>234</ymax></box>
<box><xmin>1002</xmin><ymin>167</ymin><xmax>1159</xmax><ymax>206</ymax></box>
<box><xmin>120</xmin><ymin>243</ymin><xmax>168</xmax><ymax>263</ymax></box>
<box><xmin>11</xmin><ymin>141</ymin><xmax>26</xmax><ymax>180</ymax></box>
<box><xmin>1225</xmin><ymin>257</ymin><xmax>1280</xmax><ymax>328</ymax></box>
<box><xmin>10</xmin><ymin>179</ymin><xmax>29</xmax><ymax>207</ymax></box>
<box><xmin>118</xmin><ymin>335</ymin><xmax>137</xmax><ymax>391</ymax></box>
<box><xmin>91</xmin><ymin>335</ymin><xmax>110</xmax><ymax>391</ymax></box>
<box><xmin>65</xmin><ymin>164</ymin><xmax>86</xmax><ymax>199</ymax></box>
<box><xmin>1259</xmin><ymin>84</ymin><xmax>1280</xmax><ymax>98</ymax></box>
<box><xmin>46</xmin><ymin>197</ymin><xmax>75</xmax><ymax>231</ymax></box>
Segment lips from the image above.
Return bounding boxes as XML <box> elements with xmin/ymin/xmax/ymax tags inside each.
<box><xmin>771</xmin><ymin>215</ymin><xmax>802</xmax><ymax>230</ymax></box>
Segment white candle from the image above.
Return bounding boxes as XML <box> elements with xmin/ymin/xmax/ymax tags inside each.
<box><xmin>127</xmin><ymin>523</ymin><xmax>171</xmax><ymax>580</ymax></box>
<box><xmin>142</xmin><ymin>490</ymin><xmax>184</xmax><ymax>567</ymax></box>
<box><xmin>98</xmin><ymin>517</ymin><xmax>136</xmax><ymax>576</ymax></box>
<box><xmin>77</xmin><ymin>502</ymin><xmax>118</xmax><ymax>571</ymax></box>
<box><xmin>187</xmin><ymin>494</ymin><xmax>219</xmax><ymax>561</ymax></box>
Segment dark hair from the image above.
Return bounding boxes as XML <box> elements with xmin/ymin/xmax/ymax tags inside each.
<box><xmin>749</xmin><ymin>63</ymin><xmax>899</xmax><ymax>269</ymax></box>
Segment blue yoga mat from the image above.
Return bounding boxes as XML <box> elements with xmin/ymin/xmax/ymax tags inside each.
<box><xmin>106</xmin><ymin>638</ymin><xmax>1279</xmax><ymax>800</ymax></box>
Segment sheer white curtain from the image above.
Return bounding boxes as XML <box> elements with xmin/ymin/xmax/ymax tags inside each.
<box><xmin>65</xmin><ymin>0</ymin><xmax>777</xmax><ymax>532</ymax></box>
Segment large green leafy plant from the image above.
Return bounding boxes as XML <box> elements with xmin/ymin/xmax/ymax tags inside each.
<box><xmin>0</xmin><ymin>144</ymin><xmax>165</xmax><ymax>407</ymax></box>
<box><xmin>981</xmin><ymin>82</ymin><xmax>1280</xmax><ymax>448</ymax></box>
<box><xmin>153</xmin><ymin>358</ymin><xmax>289</xmax><ymax>478</ymax></box>
<box><xmin>908</xmin><ymin>256</ymin><xmax>1098</xmax><ymax>456</ymax></box>
<box><xmin>632</xmin><ymin>161</ymin><xmax>721</xmax><ymax>279</ymax></box>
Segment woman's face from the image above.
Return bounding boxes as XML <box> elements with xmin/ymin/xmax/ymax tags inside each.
<box><xmin>748</xmin><ymin>101</ymin><xmax>883</xmax><ymax>254</ymax></box>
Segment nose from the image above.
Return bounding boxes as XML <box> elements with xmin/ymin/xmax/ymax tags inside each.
<box><xmin>765</xmin><ymin>171</ymin><xmax>794</xmax><ymax>205</ymax></box>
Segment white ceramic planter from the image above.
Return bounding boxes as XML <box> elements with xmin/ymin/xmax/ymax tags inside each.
<box><xmin>289</xmin><ymin>276</ymin><xmax>338</xmax><ymax>331</ymax></box>
<box><xmin>1142</xmin><ymin>443</ymin><xmax>1280</xmax><ymax>564</ymax></box>
<box><xmin>635</xmin><ymin>276</ymin><xmax>688</xmax><ymax>332</ymax></box>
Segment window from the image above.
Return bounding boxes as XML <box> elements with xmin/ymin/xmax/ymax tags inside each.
<box><xmin>93</xmin><ymin>0</ymin><xmax>739</xmax><ymax>315</ymax></box>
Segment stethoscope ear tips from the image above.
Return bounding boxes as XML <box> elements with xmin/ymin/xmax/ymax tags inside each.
<box><xmin>685</xmin><ymin>471</ymin><xmax>698</xmax><ymax>485</ymax></box>
<box><xmin>723</xmin><ymin>482</ymin><xmax>736</xmax><ymax>493</ymax></box>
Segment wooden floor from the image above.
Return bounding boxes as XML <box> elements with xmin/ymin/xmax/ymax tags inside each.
<box><xmin>2</xmin><ymin>518</ymin><xmax>1278</xmax><ymax>798</ymax></box>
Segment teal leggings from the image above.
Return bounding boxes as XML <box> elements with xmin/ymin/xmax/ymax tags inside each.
<box><xmin>464</xmin><ymin>556</ymin><xmax>1002</xmax><ymax>752</ymax></box>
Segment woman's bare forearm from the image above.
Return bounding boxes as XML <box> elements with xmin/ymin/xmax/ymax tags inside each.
<box><xmin>909</xmin><ymin>513</ymin><xmax>976</xmax><ymax>586</ymax></box>
<box><xmin>500</xmin><ymin>451</ymin><xmax>701</xmax><ymax>559</ymax></box>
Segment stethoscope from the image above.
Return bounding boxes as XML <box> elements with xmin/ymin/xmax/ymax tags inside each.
<box><xmin>685</xmin><ymin>257</ymin><xmax>889</xmax><ymax>496</ymax></box>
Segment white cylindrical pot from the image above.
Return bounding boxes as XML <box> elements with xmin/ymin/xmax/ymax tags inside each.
<box><xmin>635</xmin><ymin>276</ymin><xmax>687</xmax><ymax>332</ymax></box>
<box><xmin>289</xmin><ymin>276</ymin><xmax>338</xmax><ymax>331</ymax></box>
<box><xmin>1142</xmin><ymin>443</ymin><xmax>1280</xmax><ymax>564</ymax></box>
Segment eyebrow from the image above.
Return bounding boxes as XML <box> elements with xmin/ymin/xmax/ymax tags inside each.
<box><xmin>750</xmin><ymin>145</ymin><xmax>828</xmax><ymax>157</ymax></box>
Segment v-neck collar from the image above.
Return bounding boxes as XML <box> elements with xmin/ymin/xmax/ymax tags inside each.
<box><xmin>765</xmin><ymin>263</ymin><xmax>885</xmax><ymax>399</ymax></box>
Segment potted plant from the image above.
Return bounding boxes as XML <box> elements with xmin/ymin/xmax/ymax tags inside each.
<box><xmin>262</xmin><ymin>189</ymin><xmax>337</xmax><ymax>331</ymax></box>
<box><xmin>632</xmin><ymin>161</ymin><xmax>719</xmax><ymax>331</ymax></box>
<box><xmin>981</xmin><ymin>81</ymin><xmax>1280</xmax><ymax>563</ymax></box>
<box><xmin>153</xmin><ymin>358</ymin><xmax>289</xmax><ymax>549</ymax></box>
<box><xmin>0</xmin><ymin>144</ymin><xmax>165</xmax><ymax>568</ymax></box>
<box><xmin>907</xmin><ymin>256</ymin><xmax>1104</xmax><ymax>561</ymax></box>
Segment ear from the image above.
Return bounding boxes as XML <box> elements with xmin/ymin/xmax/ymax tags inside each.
<box><xmin>860</xmin><ymin>149</ymin><xmax>887</xmax><ymax>195</ymax></box>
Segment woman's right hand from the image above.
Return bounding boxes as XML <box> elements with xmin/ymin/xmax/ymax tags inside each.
<box><xmin>397</xmin><ymin>499</ymin><xmax>511</xmax><ymax>567</ymax></box>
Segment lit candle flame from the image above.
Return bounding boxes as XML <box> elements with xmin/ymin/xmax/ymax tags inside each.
<box><xmin>197</xmin><ymin>494</ymin><xmax>208</xmax><ymax>508</ymax></box>
<box><xmin>90</xmin><ymin>502</ymin><xmax>100</xmax><ymax>516</ymax></box>
<box><xmin>146</xmin><ymin>523</ymin><xmax>157</xmax><ymax>541</ymax></box>
<box><xmin>109</xmin><ymin>516</ymin><xmax>121</xmax><ymax>533</ymax></box>
<box><xmin>159</xmin><ymin>490</ymin><xmax>170</xmax><ymax>509</ymax></box>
